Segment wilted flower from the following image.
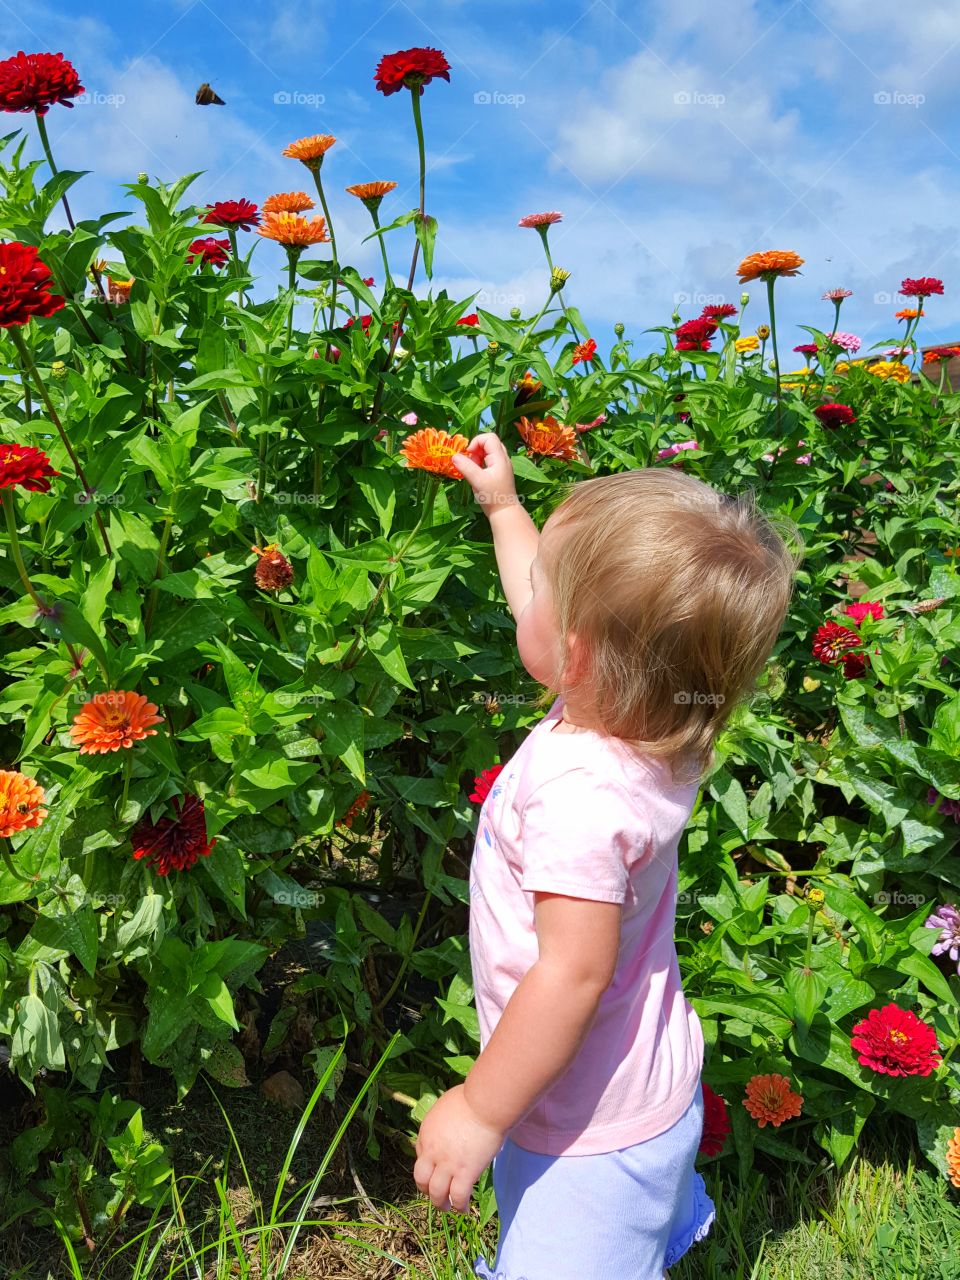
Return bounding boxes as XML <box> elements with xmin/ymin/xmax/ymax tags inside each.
<box><xmin>107</xmin><ymin>277</ymin><xmax>134</xmax><ymax>304</ymax></box>
<box><xmin>338</xmin><ymin>790</ymin><xmax>371</xmax><ymax>829</ymax></box>
<box><xmin>0</xmin><ymin>443</ymin><xmax>59</xmax><ymax>492</ymax></box>
<box><xmin>742</xmin><ymin>1074</ymin><xmax>803</xmax><ymax>1128</ymax></box>
<box><xmin>516</xmin><ymin>415</ymin><xmax>578</xmax><ymax>461</ymax></box>
<box><xmin>0</xmin><ymin>770</ymin><xmax>47</xmax><ymax>838</ymax></box>
<box><xmin>375</xmin><ymin>47</ymin><xmax>451</xmax><ymax>96</ymax></box>
<box><xmin>850</xmin><ymin>1004</ymin><xmax>941</xmax><ymax>1077</ymax></box>
<box><xmin>282</xmin><ymin>134</ymin><xmax>336</xmax><ymax>170</ymax></box>
<box><xmin>186</xmin><ymin>236</ymin><xmax>230</xmax><ymax>268</ymax></box>
<box><xmin>71</xmin><ymin>691</ymin><xmax>164</xmax><ymax>754</ymax></box>
<box><xmin>131</xmin><ymin>794</ymin><xmax>215</xmax><ymax>876</ymax></box>
<box><xmin>202</xmin><ymin>199</ymin><xmax>260</xmax><ymax>230</ymax></box>
<box><xmin>400</xmin><ymin>427</ymin><xmax>471</xmax><ymax>479</ymax></box>
<box><xmin>251</xmin><ymin>544</ymin><xmax>294</xmax><ymax>591</ymax></box>
<box><xmin>512</xmin><ymin>372</ymin><xmax>543</xmax><ymax>407</ymax></box>
<box><xmin>574</xmin><ymin>413</ymin><xmax>607</xmax><ymax>433</ymax></box>
<box><xmin>262</xmin><ymin>190</ymin><xmax>315</xmax><ymax>215</ymax></box>
<box><xmin>736</xmin><ymin>250</ymin><xmax>804</xmax><ymax>283</ymax></box>
<box><xmin>0</xmin><ymin>242</ymin><xmax>65</xmax><ymax>327</ymax></box>
<box><xmin>0</xmin><ymin>50</ymin><xmax>84</xmax><ymax>115</ymax></box>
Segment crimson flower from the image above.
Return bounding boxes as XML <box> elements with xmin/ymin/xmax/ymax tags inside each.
<box><xmin>0</xmin><ymin>443</ymin><xmax>59</xmax><ymax>492</ymax></box>
<box><xmin>571</xmin><ymin>338</ymin><xmax>597</xmax><ymax>365</ymax></box>
<box><xmin>812</xmin><ymin>621</ymin><xmax>863</xmax><ymax>664</ymax></box>
<box><xmin>698</xmin><ymin>1083</ymin><xmax>730</xmax><ymax>1157</ymax></box>
<box><xmin>900</xmin><ymin>277</ymin><xmax>943</xmax><ymax>298</ymax></box>
<box><xmin>793</xmin><ymin>343</ymin><xmax>819</xmax><ymax>357</ymax></box>
<box><xmin>700</xmin><ymin>303</ymin><xmax>737</xmax><ymax>320</ymax></box>
<box><xmin>131</xmin><ymin>794</ymin><xmax>216</xmax><ymax>876</ymax></box>
<box><xmin>347</xmin><ymin>314</ymin><xmax>373</xmax><ymax>334</ymax></box>
<box><xmin>675</xmin><ymin>318</ymin><xmax>717</xmax><ymax>352</ymax></box>
<box><xmin>186</xmin><ymin>236</ymin><xmax>230</xmax><ymax>268</ymax></box>
<box><xmin>469</xmin><ymin>765</ymin><xmax>504</xmax><ymax>804</ymax></box>
<box><xmin>456</xmin><ymin>313</ymin><xmax>480</xmax><ymax>327</ymax></box>
<box><xmin>844</xmin><ymin>601</ymin><xmax>884</xmax><ymax>626</ymax></box>
<box><xmin>0</xmin><ymin>242</ymin><xmax>65</xmax><ymax>327</ymax></box>
<box><xmin>850</xmin><ymin>1003</ymin><xmax>941</xmax><ymax>1077</ymax></box>
<box><xmin>0</xmin><ymin>51</ymin><xmax>84</xmax><ymax>115</ymax></box>
<box><xmin>814</xmin><ymin>403</ymin><xmax>856</xmax><ymax>428</ymax></box>
<box><xmin>202</xmin><ymin>199</ymin><xmax>260</xmax><ymax>231</ymax></box>
<box><xmin>840</xmin><ymin>650</ymin><xmax>870</xmax><ymax>679</ymax></box>
<box><xmin>375</xmin><ymin>47</ymin><xmax>451</xmax><ymax>96</ymax></box>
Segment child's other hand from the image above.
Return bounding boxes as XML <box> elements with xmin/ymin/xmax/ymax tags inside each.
<box><xmin>413</xmin><ymin>1083</ymin><xmax>506</xmax><ymax>1212</ymax></box>
<box><xmin>450</xmin><ymin>433</ymin><xmax>519</xmax><ymax>512</ymax></box>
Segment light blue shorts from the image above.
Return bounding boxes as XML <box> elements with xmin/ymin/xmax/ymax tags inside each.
<box><xmin>474</xmin><ymin>1083</ymin><xmax>715</xmax><ymax>1280</ymax></box>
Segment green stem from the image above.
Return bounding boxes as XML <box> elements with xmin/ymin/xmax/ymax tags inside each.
<box><xmin>372</xmin><ymin>889</ymin><xmax>434</xmax><ymax>1015</ymax></box>
<box><xmin>3</xmin><ymin>492</ymin><xmax>49</xmax><ymax>612</ymax></box>
<box><xmin>34</xmin><ymin>110</ymin><xmax>75</xmax><ymax>232</ymax></box>
<box><xmin>407</xmin><ymin>87</ymin><xmax>427</xmax><ymax>292</ymax></box>
<box><xmin>144</xmin><ymin>515</ymin><xmax>173</xmax><ymax>634</ymax></box>
<box><xmin>310</xmin><ymin>168</ymin><xmax>339</xmax><ymax>334</ymax></box>
<box><xmin>286</xmin><ymin>248</ymin><xmax>299</xmax><ymax>348</ymax></box>
<box><xmin>2</xmin><ymin>847</ymin><xmax>37</xmax><ymax>885</ymax></box>
<box><xmin>8</xmin><ymin>326</ymin><xmax>112</xmax><ymax>557</ymax></box>
<box><xmin>227</xmin><ymin>228</ymin><xmax>245</xmax><ymax>307</ymax></box>
<box><xmin>804</xmin><ymin>910</ymin><xmax>816</xmax><ymax>968</ymax></box>
<box><xmin>368</xmin><ymin>205</ymin><xmax>394</xmax><ymax>290</ymax></box>
<box><xmin>765</xmin><ymin>275</ymin><xmax>783</xmax><ymax>437</ymax></box>
<box><xmin>270</xmin><ymin>603</ymin><xmax>291</xmax><ymax>649</ymax></box>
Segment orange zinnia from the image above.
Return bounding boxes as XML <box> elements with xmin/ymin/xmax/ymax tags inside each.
<box><xmin>282</xmin><ymin>134</ymin><xmax>336</xmax><ymax>170</ymax></box>
<box><xmin>262</xmin><ymin>190</ymin><xmax>315</xmax><ymax>215</ymax></box>
<box><xmin>516</xmin><ymin>415</ymin><xmax>579</xmax><ymax>461</ymax></box>
<box><xmin>947</xmin><ymin>1127</ymin><xmax>960</xmax><ymax>1188</ymax></box>
<box><xmin>256</xmin><ymin>212</ymin><xmax>330</xmax><ymax>247</ymax></box>
<box><xmin>742</xmin><ymin>1073</ymin><xmax>803</xmax><ymax>1128</ymax></box>
<box><xmin>0</xmin><ymin>770</ymin><xmax>47</xmax><ymax>838</ymax></box>
<box><xmin>400</xmin><ymin>427</ymin><xmax>471</xmax><ymax>479</ymax></box>
<box><xmin>71</xmin><ymin>691</ymin><xmax>164</xmax><ymax>755</ymax></box>
<box><xmin>736</xmin><ymin>251</ymin><xmax>804</xmax><ymax>283</ymax></box>
<box><xmin>895</xmin><ymin>307</ymin><xmax>919</xmax><ymax>320</ymax></box>
<box><xmin>107</xmin><ymin>277</ymin><xmax>134</xmax><ymax>303</ymax></box>
<box><xmin>345</xmin><ymin>180</ymin><xmax>398</xmax><ymax>204</ymax></box>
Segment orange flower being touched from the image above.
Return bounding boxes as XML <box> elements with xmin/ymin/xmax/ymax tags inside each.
<box><xmin>282</xmin><ymin>134</ymin><xmax>336</xmax><ymax>170</ymax></box>
<box><xmin>262</xmin><ymin>190</ymin><xmax>315</xmax><ymax>215</ymax></box>
<box><xmin>0</xmin><ymin>770</ymin><xmax>47</xmax><ymax>838</ymax></box>
<box><xmin>345</xmin><ymin>180</ymin><xmax>397</xmax><ymax>207</ymax></box>
<box><xmin>742</xmin><ymin>1073</ymin><xmax>803</xmax><ymax>1128</ymax></box>
<box><xmin>736</xmin><ymin>251</ymin><xmax>804</xmax><ymax>283</ymax></box>
<box><xmin>257</xmin><ymin>211</ymin><xmax>330</xmax><ymax>247</ymax></box>
<box><xmin>516</xmin><ymin>415</ymin><xmax>579</xmax><ymax>461</ymax></box>
<box><xmin>400</xmin><ymin>427</ymin><xmax>471</xmax><ymax>479</ymax></box>
<box><xmin>71</xmin><ymin>691</ymin><xmax>164</xmax><ymax>755</ymax></box>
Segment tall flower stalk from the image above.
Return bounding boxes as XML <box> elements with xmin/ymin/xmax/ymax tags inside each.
<box><xmin>737</xmin><ymin>251</ymin><xmax>805</xmax><ymax>437</ymax></box>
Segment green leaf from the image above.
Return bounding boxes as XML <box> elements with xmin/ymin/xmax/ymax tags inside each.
<box><xmin>365</xmin><ymin>620</ymin><xmax>416</xmax><ymax>691</ymax></box>
<box><xmin>413</xmin><ymin>212</ymin><xmax>438</xmax><ymax>279</ymax></box>
<box><xmin>201</xmin><ymin>974</ymin><xmax>239</xmax><ymax>1030</ymax></box>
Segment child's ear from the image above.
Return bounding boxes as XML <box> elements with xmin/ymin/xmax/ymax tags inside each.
<box><xmin>564</xmin><ymin>630</ymin><xmax>585</xmax><ymax>682</ymax></box>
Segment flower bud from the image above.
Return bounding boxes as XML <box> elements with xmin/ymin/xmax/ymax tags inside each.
<box><xmin>806</xmin><ymin>887</ymin><xmax>825</xmax><ymax>907</ymax></box>
<box><xmin>549</xmin><ymin>266</ymin><xmax>571</xmax><ymax>293</ymax></box>
<box><xmin>137</xmin><ymin>172</ymin><xmax>149</xmax><ymax>184</ymax></box>
<box><xmin>756</xmin><ymin>324</ymin><xmax>770</xmax><ymax>340</ymax></box>
<box><xmin>671</xmin><ymin>311</ymin><xmax>681</xmax><ymax>325</ymax></box>
<box><xmin>614</xmin><ymin>322</ymin><xmax>625</xmax><ymax>337</ymax></box>
<box><xmin>740</xmin><ymin>292</ymin><xmax>750</xmax><ymax>306</ymax></box>
<box><xmin>51</xmin><ymin>360</ymin><xmax>67</xmax><ymax>379</ymax></box>
<box><xmin>510</xmin><ymin>307</ymin><xmax>521</xmax><ymax>320</ymax></box>
<box><xmin>487</xmin><ymin>341</ymin><xmax>500</xmax><ymax>355</ymax></box>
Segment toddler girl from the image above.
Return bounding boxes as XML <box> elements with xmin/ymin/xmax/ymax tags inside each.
<box><xmin>413</xmin><ymin>434</ymin><xmax>801</xmax><ymax>1279</ymax></box>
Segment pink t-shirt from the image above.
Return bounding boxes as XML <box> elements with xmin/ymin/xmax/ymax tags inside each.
<box><xmin>468</xmin><ymin>695</ymin><xmax>705</xmax><ymax>1157</ymax></box>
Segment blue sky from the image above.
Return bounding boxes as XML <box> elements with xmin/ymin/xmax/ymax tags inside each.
<box><xmin>7</xmin><ymin>0</ymin><xmax>960</xmax><ymax>355</ymax></box>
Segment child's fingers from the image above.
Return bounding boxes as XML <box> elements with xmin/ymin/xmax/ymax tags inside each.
<box><xmin>449</xmin><ymin>451</ymin><xmax>480</xmax><ymax>481</ymax></box>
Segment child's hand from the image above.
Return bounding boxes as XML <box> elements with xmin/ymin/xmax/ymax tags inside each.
<box><xmin>413</xmin><ymin>1083</ymin><xmax>506</xmax><ymax>1213</ymax></box>
<box><xmin>450</xmin><ymin>433</ymin><xmax>519</xmax><ymax>512</ymax></box>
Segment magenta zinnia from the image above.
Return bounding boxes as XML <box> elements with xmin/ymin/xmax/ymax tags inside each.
<box><xmin>812</xmin><ymin>621</ymin><xmax>863</xmax><ymax>664</ymax></box>
<box><xmin>675</xmin><ymin>317</ymin><xmax>717</xmax><ymax>352</ymax></box>
<box><xmin>131</xmin><ymin>794</ymin><xmax>216</xmax><ymax>876</ymax></box>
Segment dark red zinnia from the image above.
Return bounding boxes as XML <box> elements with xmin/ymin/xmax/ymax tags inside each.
<box><xmin>0</xmin><ymin>242</ymin><xmax>66</xmax><ymax>328</ymax></box>
<box><xmin>186</xmin><ymin>236</ymin><xmax>230</xmax><ymax>268</ymax></box>
<box><xmin>131</xmin><ymin>794</ymin><xmax>216</xmax><ymax>876</ymax></box>
<box><xmin>675</xmin><ymin>317</ymin><xmax>717</xmax><ymax>352</ymax></box>
<box><xmin>814</xmin><ymin>402</ymin><xmax>857</xmax><ymax>428</ymax></box>
<box><xmin>793</xmin><ymin>343</ymin><xmax>819</xmax><ymax>356</ymax></box>
<box><xmin>698</xmin><ymin>1083</ymin><xmax>730</xmax><ymax>1157</ymax></box>
<box><xmin>840</xmin><ymin>650</ymin><xmax>870</xmax><ymax>679</ymax></box>
<box><xmin>469</xmin><ymin>765</ymin><xmax>504</xmax><ymax>804</ymax></box>
<box><xmin>700</xmin><ymin>303</ymin><xmax>737</xmax><ymax>320</ymax></box>
<box><xmin>0</xmin><ymin>51</ymin><xmax>84</xmax><ymax>115</ymax></box>
<box><xmin>812</xmin><ymin>620</ymin><xmax>864</xmax><ymax>664</ymax></box>
<box><xmin>0</xmin><ymin>443</ymin><xmax>59</xmax><ymax>492</ymax></box>
<box><xmin>202</xmin><ymin>199</ymin><xmax>260</xmax><ymax>231</ymax></box>
<box><xmin>375</xmin><ymin>47</ymin><xmax>451</xmax><ymax>97</ymax></box>
<box><xmin>900</xmin><ymin>277</ymin><xmax>944</xmax><ymax>298</ymax></box>
<box><xmin>850</xmin><ymin>1003</ymin><xmax>941</xmax><ymax>1077</ymax></box>
<box><xmin>456</xmin><ymin>313</ymin><xmax>480</xmax><ymax>327</ymax></box>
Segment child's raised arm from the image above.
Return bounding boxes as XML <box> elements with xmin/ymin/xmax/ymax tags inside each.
<box><xmin>452</xmin><ymin>433</ymin><xmax>540</xmax><ymax>622</ymax></box>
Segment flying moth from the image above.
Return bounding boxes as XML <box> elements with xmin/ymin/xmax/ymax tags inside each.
<box><xmin>195</xmin><ymin>83</ymin><xmax>225</xmax><ymax>106</ymax></box>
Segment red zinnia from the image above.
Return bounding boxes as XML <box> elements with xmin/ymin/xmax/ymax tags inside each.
<box><xmin>812</xmin><ymin>621</ymin><xmax>864</xmax><ymax>665</ymax></box>
<box><xmin>675</xmin><ymin>318</ymin><xmax>717</xmax><ymax>352</ymax></box>
<box><xmin>186</xmin><ymin>236</ymin><xmax>230</xmax><ymax>268</ymax></box>
<box><xmin>571</xmin><ymin>338</ymin><xmax>597</xmax><ymax>365</ymax></box>
<box><xmin>850</xmin><ymin>1003</ymin><xmax>941</xmax><ymax>1077</ymax></box>
<box><xmin>470</xmin><ymin>765</ymin><xmax>504</xmax><ymax>804</ymax></box>
<box><xmin>814</xmin><ymin>403</ymin><xmax>856</xmax><ymax>428</ymax></box>
<box><xmin>700</xmin><ymin>303</ymin><xmax>737</xmax><ymax>320</ymax></box>
<box><xmin>375</xmin><ymin>47</ymin><xmax>451</xmax><ymax>96</ymax></box>
<box><xmin>844</xmin><ymin>601</ymin><xmax>884</xmax><ymax>626</ymax></box>
<box><xmin>900</xmin><ymin>277</ymin><xmax>943</xmax><ymax>298</ymax></box>
<box><xmin>0</xmin><ymin>443</ymin><xmax>58</xmax><ymax>492</ymax></box>
<box><xmin>793</xmin><ymin>343</ymin><xmax>819</xmax><ymax>357</ymax></box>
<box><xmin>698</xmin><ymin>1083</ymin><xmax>730</xmax><ymax>1157</ymax></box>
<box><xmin>202</xmin><ymin>199</ymin><xmax>260</xmax><ymax>231</ymax></box>
<box><xmin>346</xmin><ymin>314</ymin><xmax>373</xmax><ymax>334</ymax></box>
<box><xmin>131</xmin><ymin>794</ymin><xmax>216</xmax><ymax>876</ymax></box>
<box><xmin>0</xmin><ymin>51</ymin><xmax>84</xmax><ymax>115</ymax></box>
<box><xmin>840</xmin><ymin>650</ymin><xmax>870</xmax><ymax>679</ymax></box>
<box><xmin>456</xmin><ymin>313</ymin><xmax>480</xmax><ymax>327</ymax></box>
<box><xmin>0</xmin><ymin>242</ymin><xmax>65</xmax><ymax>328</ymax></box>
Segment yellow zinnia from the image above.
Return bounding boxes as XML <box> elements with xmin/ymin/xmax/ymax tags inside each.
<box><xmin>735</xmin><ymin>336</ymin><xmax>759</xmax><ymax>353</ymax></box>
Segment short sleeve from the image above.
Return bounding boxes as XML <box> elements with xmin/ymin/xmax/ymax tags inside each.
<box><xmin>519</xmin><ymin>769</ymin><xmax>649</xmax><ymax>903</ymax></box>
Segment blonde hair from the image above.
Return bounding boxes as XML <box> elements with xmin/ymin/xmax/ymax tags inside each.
<box><xmin>534</xmin><ymin>468</ymin><xmax>804</xmax><ymax>786</ymax></box>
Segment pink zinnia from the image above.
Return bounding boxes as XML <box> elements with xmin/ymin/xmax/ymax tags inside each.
<box><xmin>518</xmin><ymin>211</ymin><xmax>562</xmax><ymax>228</ymax></box>
<box><xmin>822</xmin><ymin>288</ymin><xmax>852</xmax><ymax>301</ymax></box>
<box><xmin>657</xmin><ymin>440</ymin><xmax>699</xmax><ymax>460</ymax></box>
<box><xmin>574</xmin><ymin>413</ymin><xmax>607</xmax><ymax>433</ymax></box>
<box><xmin>826</xmin><ymin>331</ymin><xmax>861</xmax><ymax>352</ymax></box>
